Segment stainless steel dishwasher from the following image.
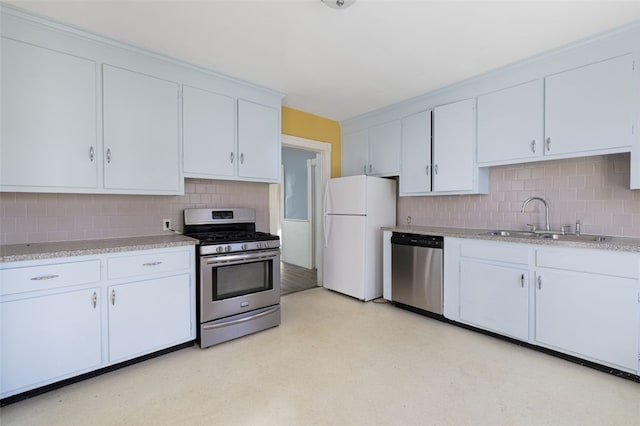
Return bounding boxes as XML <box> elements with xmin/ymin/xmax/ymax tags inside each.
<box><xmin>391</xmin><ymin>233</ymin><xmax>443</xmax><ymax>315</ymax></box>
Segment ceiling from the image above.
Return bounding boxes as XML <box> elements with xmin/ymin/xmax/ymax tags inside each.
<box><xmin>8</xmin><ymin>1</ymin><xmax>640</xmax><ymax>122</ymax></box>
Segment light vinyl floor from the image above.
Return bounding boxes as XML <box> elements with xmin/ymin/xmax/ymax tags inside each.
<box><xmin>2</xmin><ymin>288</ymin><xmax>639</xmax><ymax>425</ymax></box>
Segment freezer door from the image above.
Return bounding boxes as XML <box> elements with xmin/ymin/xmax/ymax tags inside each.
<box><xmin>325</xmin><ymin>175</ymin><xmax>367</xmax><ymax>215</ymax></box>
<box><xmin>323</xmin><ymin>215</ymin><xmax>366</xmax><ymax>300</ymax></box>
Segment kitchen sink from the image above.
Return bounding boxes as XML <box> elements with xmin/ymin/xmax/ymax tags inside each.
<box><xmin>482</xmin><ymin>230</ymin><xmax>607</xmax><ymax>243</ymax></box>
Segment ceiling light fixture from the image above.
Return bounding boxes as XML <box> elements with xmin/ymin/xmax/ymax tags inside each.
<box><xmin>322</xmin><ymin>0</ymin><xmax>356</xmax><ymax>10</ymax></box>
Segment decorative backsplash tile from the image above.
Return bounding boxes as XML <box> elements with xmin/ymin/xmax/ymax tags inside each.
<box><xmin>397</xmin><ymin>153</ymin><xmax>640</xmax><ymax>238</ymax></box>
<box><xmin>0</xmin><ymin>179</ymin><xmax>270</xmax><ymax>244</ymax></box>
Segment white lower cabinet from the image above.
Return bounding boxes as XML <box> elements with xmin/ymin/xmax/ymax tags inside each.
<box><xmin>0</xmin><ymin>245</ymin><xmax>195</xmax><ymax>399</ymax></box>
<box><xmin>445</xmin><ymin>237</ymin><xmax>640</xmax><ymax>375</ymax></box>
<box><xmin>459</xmin><ymin>260</ymin><xmax>529</xmax><ymax>341</ymax></box>
<box><xmin>108</xmin><ymin>274</ymin><xmax>192</xmax><ymax>362</ymax></box>
<box><xmin>1</xmin><ymin>287</ymin><xmax>102</xmax><ymax>397</ymax></box>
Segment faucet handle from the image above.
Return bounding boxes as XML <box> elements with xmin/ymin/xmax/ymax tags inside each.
<box><xmin>526</xmin><ymin>223</ymin><xmax>537</xmax><ymax>232</ymax></box>
<box><xmin>560</xmin><ymin>225</ymin><xmax>571</xmax><ymax>235</ymax></box>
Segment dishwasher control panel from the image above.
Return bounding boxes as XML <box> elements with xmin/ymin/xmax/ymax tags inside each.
<box><xmin>391</xmin><ymin>233</ymin><xmax>444</xmax><ymax>249</ymax></box>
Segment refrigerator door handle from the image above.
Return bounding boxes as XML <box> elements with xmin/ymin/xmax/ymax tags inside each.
<box><xmin>324</xmin><ymin>215</ymin><xmax>330</xmax><ymax>248</ymax></box>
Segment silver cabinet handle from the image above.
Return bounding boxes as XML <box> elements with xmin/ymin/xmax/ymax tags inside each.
<box><xmin>92</xmin><ymin>291</ymin><xmax>97</xmax><ymax>308</ymax></box>
<box><xmin>30</xmin><ymin>274</ymin><xmax>59</xmax><ymax>281</ymax></box>
<box><xmin>426</xmin><ymin>165</ymin><xmax>430</xmax><ymax>175</ymax></box>
<box><xmin>142</xmin><ymin>261</ymin><xmax>162</xmax><ymax>267</ymax></box>
<box><xmin>106</xmin><ymin>148</ymin><xmax>112</xmax><ymax>164</ymax></box>
<box><xmin>111</xmin><ymin>289</ymin><xmax>116</xmax><ymax>305</ymax></box>
<box><xmin>363</xmin><ymin>165</ymin><xmax>367</xmax><ymax>174</ymax></box>
<box><xmin>368</xmin><ymin>164</ymin><xmax>372</xmax><ymax>174</ymax></box>
<box><xmin>537</xmin><ymin>276</ymin><xmax>542</xmax><ymax>290</ymax></box>
<box><xmin>520</xmin><ymin>274</ymin><xmax>525</xmax><ymax>288</ymax></box>
<box><xmin>434</xmin><ymin>164</ymin><xmax>439</xmax><ymax>175</ymax></box>
<box><xmin>530</xmin><ymin>140</ymin><xmax>536</xmax><ymax>153</ymax></box>
<box><xmin>89</xmin><ymin>146</ymin><xmax>95</xmax><ymax>162</ymax></box>
<box><xmin>240</xmin><ymin>153</ymin><xmax>244</xmax><ymax>164</ymax></box>
<box><xmin>230</xmin><ymin>152</ymin><xmax>234</xmax><ymax>164</ymax></box>
<box><xmin>545</xmin><ymin>137</ymin><xmax>551</xmax><ymax>151</ymax></box>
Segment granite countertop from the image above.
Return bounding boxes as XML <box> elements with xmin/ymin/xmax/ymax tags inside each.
<box><xmin>0</xmin><ymin>234</ymin><xmax>199</xmax><ymax>263</ymax></box>
<box><xmin>383</xmin><ymin>225</ymin><xmax>640</xmax><ymax>253</ymax></box>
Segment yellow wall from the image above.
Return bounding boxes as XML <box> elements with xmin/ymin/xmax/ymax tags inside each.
<box><xmin>281</xmin><ymin>106</ymin><xmax>341</xmax><ymax>178</ymax></box>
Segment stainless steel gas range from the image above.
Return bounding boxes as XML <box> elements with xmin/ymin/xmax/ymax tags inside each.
<box><xmin>183</xmin><ymin>208</ymin><xmax>281</xmax><ymax>348</ymax></box>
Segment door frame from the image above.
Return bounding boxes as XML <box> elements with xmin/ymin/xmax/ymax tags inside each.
<box><xmin>271</xmin><ymin>134</ymin><xmax>332</xmax><ymax>286</ymax></box>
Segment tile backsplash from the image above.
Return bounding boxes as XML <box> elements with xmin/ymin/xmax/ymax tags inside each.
<box><xmin>0</xmin><ymin>179</ymin><xmax>270</xmax><ymax>244</ymax></box>
<box><xmin>398</xmin><ymin>153</ymin><xmax>640</xmax><ymax>238</ymax></box>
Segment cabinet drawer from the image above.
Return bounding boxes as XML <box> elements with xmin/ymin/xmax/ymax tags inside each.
<box><xmin>460</xmin><ymin>241</ymin><xmax>529</xmax><ymax>265</ymax></box>
<box><xmin>0</xmin><ymin>260</ymin><xmax>101</xmax><ymax>296</ymax></box>
<box><xmin>107</xmin><ymin>249</ymin><xmax>190</xmax><ymax>280</ymax></box>
<box><xmin>536</xmin><ymin>248</ymin><xmax>639</xmax><ymax>279</ymax></box>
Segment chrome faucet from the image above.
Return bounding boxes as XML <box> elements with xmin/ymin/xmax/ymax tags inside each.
<box><xmin>521</xmin><ymin>197</ymin><xmax>550</xmax><ymax>231</ymax></box>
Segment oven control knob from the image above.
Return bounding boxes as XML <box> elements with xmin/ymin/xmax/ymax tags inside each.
<box><xmin>241</xmin><ymin>243</ymin><xmax>248</xmax><ymax>250</ymax></box>
<box><xmin>225</xmin><ymin>245</ymin><xmax>231</xmax><ymax>252</ymax></box>
<box><xmin>256</xmin><ymin>243</ymin><xmax>262</xmax><ymax>249</ymax></box>
<box><xmin>216</xmin><ymin>246</ymin><xmax>223</xmax><ymax>253</ymax></box>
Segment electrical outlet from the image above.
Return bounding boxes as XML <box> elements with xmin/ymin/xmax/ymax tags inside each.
<box><xmin>163</xmin><ymin>219</ymin><xmax>171</xmax><ymax>231</ymax></box>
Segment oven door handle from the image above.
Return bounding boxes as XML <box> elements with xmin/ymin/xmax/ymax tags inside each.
<box><xmin>204</xmin><ymin>250</ymin><xmax>279</xmax><ymax>266</ymax></box>
<box><xmin>201</xmin><ymin>306</ymin><xmax>280</xmax><ymax>330</ymax></box>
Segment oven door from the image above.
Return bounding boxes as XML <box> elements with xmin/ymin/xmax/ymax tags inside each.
<box><xmin>200</xmin><ymin>249</ymin><xmax>280</xmax><ymax>321</ymax></box>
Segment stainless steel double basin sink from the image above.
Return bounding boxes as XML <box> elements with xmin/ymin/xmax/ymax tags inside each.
<box><xmin>482</xmin><ymin>230</ymin><xmax>607</xmax><ymax>243</ymax></box>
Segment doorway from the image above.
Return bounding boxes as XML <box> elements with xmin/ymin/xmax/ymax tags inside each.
<box><xmin>270</xmin><ymin>135</ymin><xmax>332</xmax><ymax>294</ymax></box>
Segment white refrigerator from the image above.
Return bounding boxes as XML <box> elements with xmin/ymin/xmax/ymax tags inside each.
<box><xmin>323</xmin><ymin>175</ymin><xmax>396</xmax><ymax>301</ymax></box>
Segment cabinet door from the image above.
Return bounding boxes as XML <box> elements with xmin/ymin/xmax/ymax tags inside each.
<box><xmin>341</xmin><ymin>129</ymin><xmax>369</xmax><ymax>176</ymax></box>
<box><xmin>535</xmin><ymin>269</ymin><xmax>639</xmax><ymax>372</ymax></box>
<box><xmin>432</xmin><ymin>99</ymin><xmax>475</xmax><ymax>192</ymax></box>
<box><xmin>545</xmin><ymin>55</ymin><xmax>634</xmax><ymax>156</ymax></box>
<box><xmin>1</xmin><ymin>38</ymin><xmax>98</xmax><ymax>190</ymax></box>
<box><xmin>237</xmin><ymin>99</ymin><xmax>280</xmax><ymax>182</ymax></box>
<box><xmin>102</xmin><ymin>65</ymin><xmax>181</xmax><ymax>192</ymax></box>
<box><xmin>460</xmin><ymin>260</ymin><xmax>529</xmax><ymax>341</ymax></box>
<box><xmin>368</xmin><ymin>120</ymin><xmax>401</xmax><ymax>176</ymax></box>
<box><xmin>400</xmin><ymin>110</ymin><xmax>432</xmax><ymax>195</ymax></box>
<box><xmin>183</xmin><ymin>86</ymin><xmax>235</xmax><ymax>178</ymax></box>
<box><xmin>108</xmin><ymin>274</ymin><xmax>192</xmax><ymax>363</ymax></box>
<box><xmin>477</xmin><ymin>80</ymin><xmax>543</xmax><ymax>164</ymax></box>
<box><xmin>1</xmin><ymin>288</ymin><xmax>102</xmax><ymax>397</ymax></box>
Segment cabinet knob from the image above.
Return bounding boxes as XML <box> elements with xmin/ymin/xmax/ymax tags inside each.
<box><xmin>434</xmin><ymin>164</ymin><xmax>439</xmax><ymax>175</ymax></box>
<box><xmin>363</xmin><ymin>165</ymin><xmax>367</xmax><ymax>174</ymax></box>
<box><xmin>537</xmin><ymin>275</ymin><xmax>542</xmax><ymax>290</ymax></box>
<box><xmin>106</xmin><ymin>148</ymin><xmax>112</xmax><ymax>164</ymax></box>
<box><xmin>545</xmin><ymin>137</ymin><xmax>551</xmax><ymax>151</ymax></box>
<box><xmin>230</xmin><ymin>152</ymin><xmax>234</xmax><ymax>164</ymax></box>
<box><xmin>240</xmin><ymin>153</ymin><xmax>245</xmax><ymax>164</ymax></box>
<box><xmin>89</xmin><ymin>146</ymin><xmax>95</xmax><ymax>162</ymax></box>
<box><xmin>92</xmin><ymin>291</ymin><xmax>97</xmax><ymax>309</ymax></box>
<box><xmin>426</xmin><ymin>165</ymin><xmax>430</xmax><ymax>175</ymax></box>
<box><xmin>368</xmin><ymin>164</ymin><xmax>372</xmax><ymax>174</ymax></box>
<box><xmin>111</xmin><ymin>289</ymin><xmax>116</xmax><ymax>305</ymax></box>
<box><xmin>520</xmin><ymin>274</ymin><xmax>525</xmax><ymax>288</ymax></box>
<box><xmin>530</xmin><ymin>140</ymin><xmax>536</xmax><ymax>153</ymax></box>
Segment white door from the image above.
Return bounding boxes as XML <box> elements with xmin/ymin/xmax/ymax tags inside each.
<box><xmin>368</xmin><ymin>120</ymin><xmax>401</xmax><ymax>176</ymax></box>
<box><xmin>1</xmin><ymin>38</ymin><xmax>98</xmax><ymax>189</ymax></box>
<box><xmin>325</xmin><ymin>176</ymin><xmax>367</xmax><ymax>215</ymax></box>
<box><xmin>323</xmin><ymin>215</ymin><xmax>366</xmax><ymax>299</ymax></box>
<box><xmin>108</xmin><ymin>274</ymin><xmax>191</xmax><ymax>362</ymax></box>
<box><xmin>341</xmin><ymin>129</ymin><xmax>369</xmax><ymax>176</ymax></box>
<box><xmin>1</xmin><ymin>288</ymin><xmax>102</xmax><ymax>396</ymax></box>
<box><xmin>400</xmin><ymin>110</ymin><xmax>432</xmax><ymax>195</ymax></box>
<box><xmin>544</xmin><ymin>54</ymin><xmax>634</xmax><ymax>156</ymax></box>
<box><xmin>102</xmin><ymin>65</ymin><xmax>181</xmax><ymax>192</ymax></box>
<box><xmin>459</xmin><ymin>260</ymin><xmax>529</xmax><ymax>341</ymax></box>
<box><xmin>183</xmin><ymin>85</ymin><xmax>235</xmax><ymax>178</ymax></box>
<box><xmin>477</xmin><ymin>80</ymin><xmax>543</xmax><ymax>164</ymax></box>
<box><xmin>237</xmin><ymin>99</ymin><xmax>280</xmax><ymax>181</ymax></box>
<box><xmin>433</xmin><ymin>98</ymin><xmax>475</xmax><ymax>192</ymax></box>
<box><xmin>535</xmin><ymin>269</ymin><xmax>639</xmax><ymax>371</ymax></box>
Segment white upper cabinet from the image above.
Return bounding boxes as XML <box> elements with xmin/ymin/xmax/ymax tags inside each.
<box><xmin>341</xmin><ymin>129</ymin><xmax>369</xmax><ymax>176</ymax></box>
<box><xmin>1</xmin><ymin>38</ymin><xmax>98</xmax><ymax>190</ymax></box>
<box><xmin>341</xmin><ymin>121</ymin><xmax>400</xmax><ymax>177</ymax></box>
<box><xmin>237</xmin><ymin>99</ymin><xmax>281</xmax><ymax>182</ymax></box>
<box><xmin>544</xmin><ymin>54</ymin><xmax>634</xmax><ymax>156</ymax></box>
<box><xmin>182</xmin><ymin>86</ymin><xmax>235</xmax><ymax>179</ymax></box>
<box><xmin>477</xmin><ymin>80</ymin><xmax>543</xmax><ymax>165</ymax></box>
<box><xmin>432</xmin><ymin>99</ymin><xmax>476</xmax><ymax>192</ymax></box>
<box><xmin>102</xmin><ymin>65</ymin><xmax>181</xmax><ymax>193</ymax></box>
<box><xmin>368</xmin><ymin>120</ymin><xmax>401</xmax><ymax>176</ymax></box>
<box><xmin>400</xmin><ymin>110</ymin><xmax>432</xmax><ymax>195</ymax></box>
